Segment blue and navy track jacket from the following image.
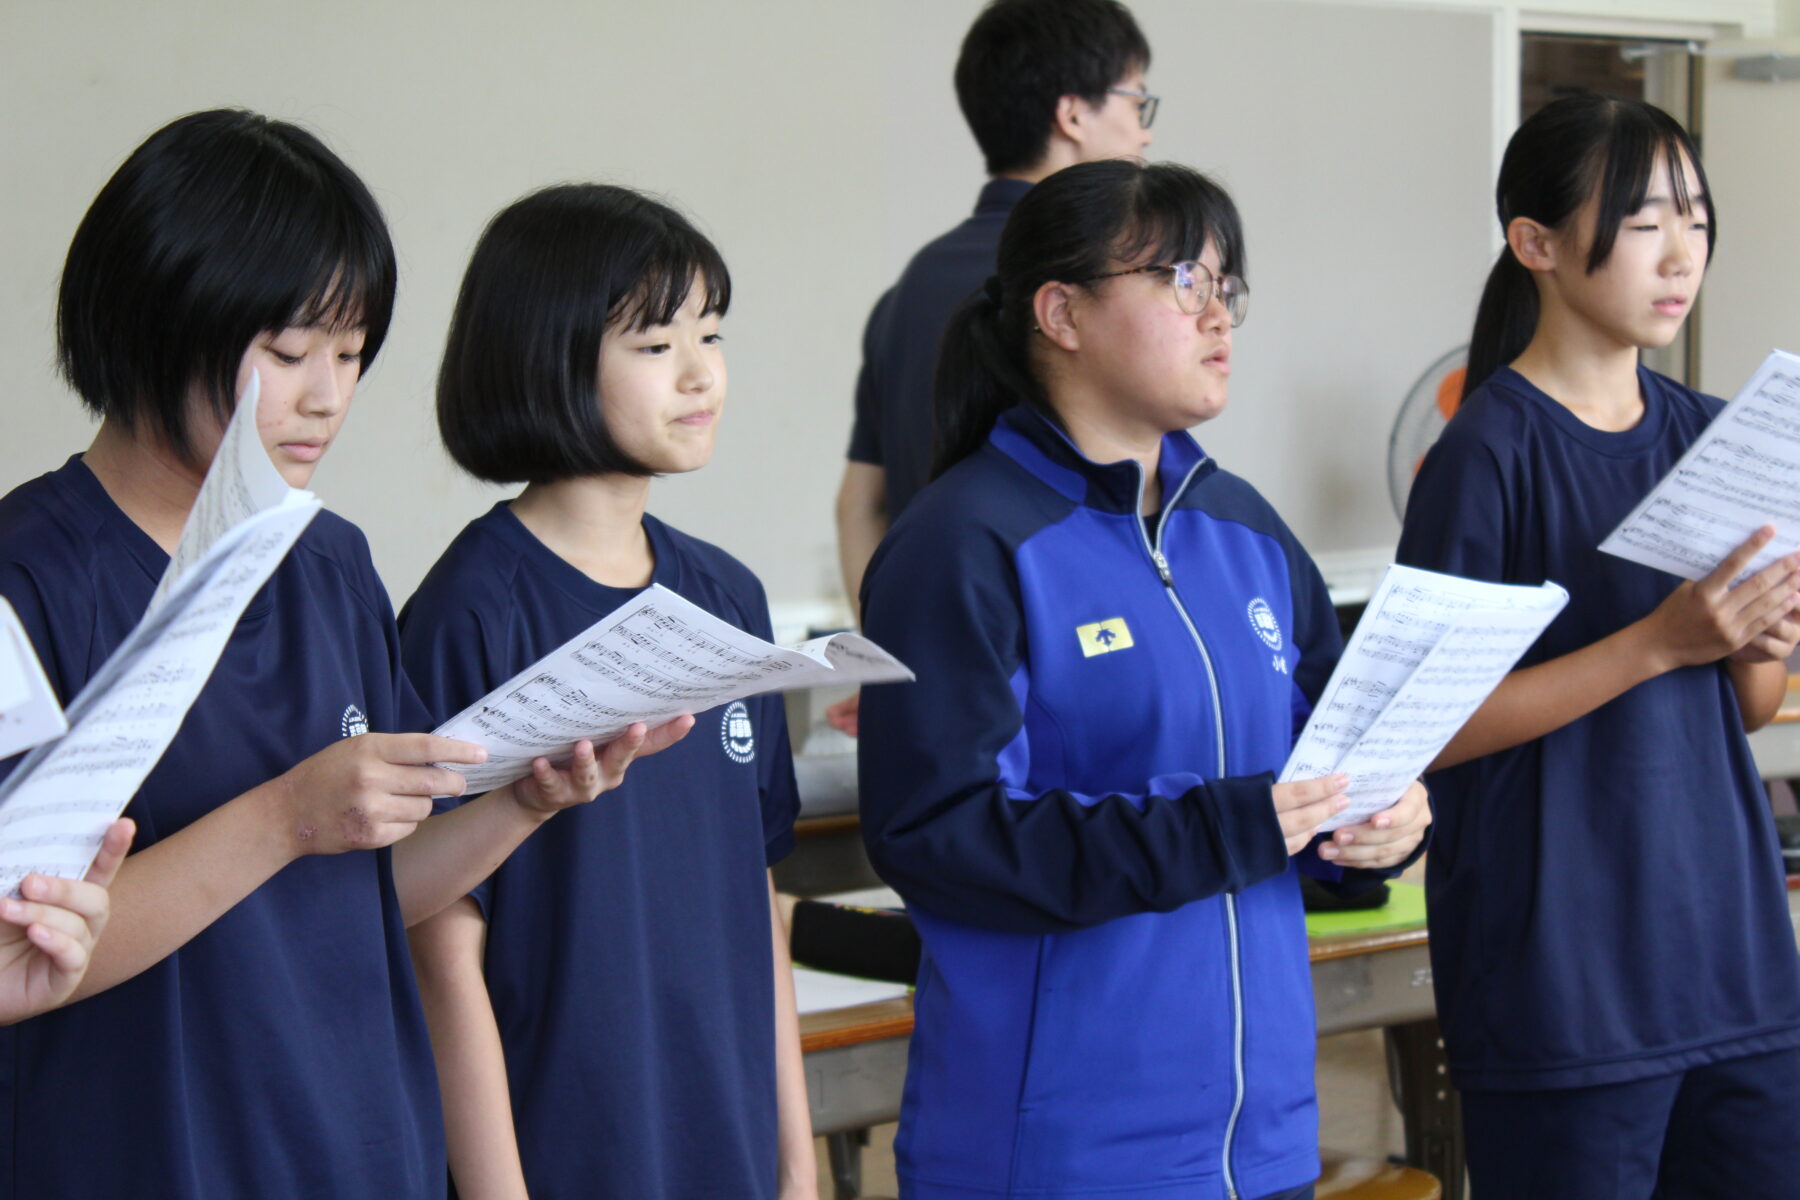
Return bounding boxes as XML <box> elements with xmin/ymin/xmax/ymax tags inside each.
<box><xmin>859</xmin><ymin>405</ymin><xmax>1360</xmax><ymax>1200</ymax></box>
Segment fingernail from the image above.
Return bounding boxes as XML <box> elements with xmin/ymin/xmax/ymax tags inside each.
<box><xmin>0</xmin><ymin>899</ymin><xmax>18</xmax><ymax>920</ymax></box>
<box><xmin>21</xmin><ymin>876</ymin><xmax>45</xmax><ymax>899</ymax></box>
<box><xmin>1337</xmin><ymin>832</ymin><xmax>1356</xmax><ymax>844</ymax></box>
<box><xmin>1319</xmin><ymin>845</ymin><xmax>1338</xmax><ymax>859</ymax></box>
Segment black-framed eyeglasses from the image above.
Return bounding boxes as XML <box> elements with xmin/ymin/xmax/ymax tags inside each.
<box><xmin>1107</xmin><ymin>87</ymin><xmax>1160</xmax><ymax>129</ymax></box>
<box><xmin>1085</xmin><ymin>261</ymin><xmax>1250</xmax><ymax>326</ymax></box>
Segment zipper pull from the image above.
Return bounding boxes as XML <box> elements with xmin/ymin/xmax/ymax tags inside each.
<box><xmin>1151</xmin><ymin>549</ymin><xmax>1174</xmax><ymax>587</ymax></box>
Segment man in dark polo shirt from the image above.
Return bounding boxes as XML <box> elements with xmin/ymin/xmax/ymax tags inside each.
<box><xmin>835</xmin><ymin>0</ymin><xmax>1157</xmax><ymax>648</ymax></box>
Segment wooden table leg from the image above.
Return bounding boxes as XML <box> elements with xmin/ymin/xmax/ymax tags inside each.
<box><xmin>1385</xmin><ymin>1019</ymin><xmax>1465</xmax><ymax>1200</ymax></box>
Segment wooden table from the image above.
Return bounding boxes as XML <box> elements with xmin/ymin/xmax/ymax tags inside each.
<box><xmin>803</xmin><ymin>885</ymin><xmax>1800</xmax><ymax>1200</ymax></box>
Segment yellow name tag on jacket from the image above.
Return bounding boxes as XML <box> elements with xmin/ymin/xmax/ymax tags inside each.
<box><xmin>1076</xmin><ymin>618</ymin><xmax>1134</xmax><ymax>657</ymax></box>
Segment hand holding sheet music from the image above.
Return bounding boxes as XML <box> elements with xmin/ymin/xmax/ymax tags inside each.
<box><xmin>0</xmin><ymin>373</ymin><xmax>322</xmax><ymax>897</ymax></box>
<box><xmin>434</xmin><ymin>585</ymin><xmax>914</xmax><ymax>794</ymax></box>
<box><xmin>1283</xmin><ymin>565</ymin><xmax>1567</xmax><ymax>832</ymax></box>
<box><xmin>1602</xmin><ymin>350</ymin><xmax>1800</xmax><ymax>582</ymax></box>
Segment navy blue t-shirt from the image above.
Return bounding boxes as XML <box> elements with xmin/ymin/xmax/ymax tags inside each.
<box><xmin>0</xmin><ymin>457</ymin><xmax>443</xmax><ymax>1198</ymax></box>
<box><xmin>847</xmin><ymin>177</ymin><xmax>1030</xmax><ymax>519</ymax></box>
<box><xmin>398</xmin><ymin>504</ymin><xmax>800</xmax><ymax>1200</ymax></box>
<box><xmin>1397</xmin><ymin>367</ymin><xmax>1800</xmax><ymax>1092</ymax></box>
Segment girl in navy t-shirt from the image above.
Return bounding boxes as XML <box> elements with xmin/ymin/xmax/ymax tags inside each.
<box><xmin>399</xmin><ymin>184</ymin><xmax>812</xmax><ymax>1200</ymax></box>
<box><xmin>1397</xmin><ymin>93</ymin><xmax>1800</xmax><ymax>1197</ymax></box>
<box><xmin>0</xmin><ymin>111</ymin><xmax>680</xmax><ymax>1199</ymax></box>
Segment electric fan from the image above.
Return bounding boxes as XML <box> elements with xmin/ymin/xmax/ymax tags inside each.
<box><xmin>1386</xmin><ymin>345</ymin><xmax>1468</xmax><ymax>520</ymax></box>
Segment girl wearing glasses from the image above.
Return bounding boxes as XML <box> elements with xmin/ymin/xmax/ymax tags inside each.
<box><xmin>1397</xmin><ymin>94</ymin><xmax>1800</xmax><ymax>1197</ymax></box>
<box><xmin>857</xmin><ymin>158</ymin><xmax>1431</xmax><ymax>1200</ymax></box>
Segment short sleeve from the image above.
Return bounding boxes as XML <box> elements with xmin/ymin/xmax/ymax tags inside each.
<box><xmin>845</xmin><ymin>290</ymin><xmax>896</xmax><ymax>465</ymax></box>
<box><xmin>0</xmin><ymin>561</ymin><xmax>80</xmax><ymax>787</ymax></box>
<box><xmin>398</xmin><ymin>597</ymin><xmax>507</xmax><ymax>917</ymax></box>
<box><xmin>397</xmin><ymin>600</ymin><xmax>505</xmax><ymax>731</ymax></box>
<box><xmin>1395</xmin><ymin>420</ymin><xmax>1511</xmax><ymax>584</ymax></box>
<box><xmin>733</xmin><ymin>580</ymin><xmax>800</xmax><ymax>865</ymax></box>
<box><xmin>755</xmin><ymin>690</ymin><xmax>800</xmax><ymax>865</ymax></box>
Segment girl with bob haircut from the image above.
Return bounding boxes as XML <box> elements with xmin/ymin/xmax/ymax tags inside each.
<box><xmin>856</xmin><ymin>159</ymin><xmax>1431</xmax><ymax>1200</ymax></box>
<box><xmin>1397</xmin><ymin>92</ymin><xmax>1800</xmax><ymax>1197</ymax></box>
<box><xmin>0</xmin><ymin>110</ymin><xmax>682</xmax><ymax>1199</ymax></box>
<box><xmin>401</xmin><ymin>183</ymin><xmax>815</xmax><ymax>1200</ymax></box>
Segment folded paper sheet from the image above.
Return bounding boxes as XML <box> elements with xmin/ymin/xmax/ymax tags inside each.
<box><xmin>0</xmin><ymin>374</ymin><xmax>321</xmax><ymax>896</ymax></box>
<box><xmin>1282</xmin><ymin>564</ymin><xmax>1567</xmax><ymax>833</ymax></box>
<box><xmin>0</xmin><ymin>599</ymin><xmax>68</xmax><ymax>762</ymax></box>
<box><xmin>1602</xmin><ymin>349</ymin><xmax>1800</xmax><ymax>583</ymax></box>
<box><xmin>434</xmin><ymin>585</ymin><xmax>914</xmax><ymax>794</ymax></box>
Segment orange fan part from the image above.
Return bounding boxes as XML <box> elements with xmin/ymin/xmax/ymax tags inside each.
<box><xmin>1436</xmin><ymin>367</ymin><xmax>1466</xmax><ymax>420</ymax></box>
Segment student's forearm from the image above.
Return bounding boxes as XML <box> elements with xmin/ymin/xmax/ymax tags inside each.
<box><xmin>391</xmin><ymin>791</ymin><xmax>551</xmax><ymax>928</ymax></box>
<box><xmin>834</xmin><ymin>463</ymin><xmax>888</xmax><ymax>624</ymax></box>
<box><xmin>71</xmin><ymin>782</ymin><xmax>296</xmax><ymax>1000</ymax></box>
<box><xmin>409</xmin><ymin>900</ymin><xmax>529</xmax><ymax>1200</ymax></box>
<box><xmin>769</xmin><ymin>877</ymin><xmax>818</xmax><ymax>1199</ymax></box>
<box><xmin>1728</xmin><ymin>658</ymin><xmax>1789</xmax><ymax>732</ymax></box>
<box><xmin>1433</xmin><ymin>620</ymin><xmax>1673</xmax><ymax>770</ymax></box>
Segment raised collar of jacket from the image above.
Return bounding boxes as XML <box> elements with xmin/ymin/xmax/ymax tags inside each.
<box><xmin>988</xmin><ymin>404</ymin><xmax>1213</xmax><ymax>516</ymax></box>
<box><xmin>975</xmin><ymin>177</ymin><xmax>1033</xmax><ymax>217</ymax></box>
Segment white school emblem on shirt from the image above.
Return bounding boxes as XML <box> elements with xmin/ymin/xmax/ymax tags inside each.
<box><xmin>721</xmin><ymin>701</ymin><xmax>755</xmax><ymax>764</ymax></box>
<box><xmin>341</xmin><ymin>704</ymin><xmax>369</xmax><ymax>738</ymax></box>
<box><xmin>1247</xmin><ymin>598</ymin><xmax>1283</xmax><ymax>651</ymax></box>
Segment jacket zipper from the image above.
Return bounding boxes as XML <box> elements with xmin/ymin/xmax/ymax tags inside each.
<box><xmin>1136</xmin><ymin>461</ymin><xmax>1245</xmax><ymax>1200</ymax></box>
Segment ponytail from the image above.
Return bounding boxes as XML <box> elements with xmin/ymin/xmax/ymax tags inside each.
<box><xmin>1463</xmin><ymin>249</ymin><xmax>1539</xmax><ymax>400</ymax></box>
<box><xmin>930</xmin><ymin>277</ymin><xmax>1048</xmax><ymax>479</ymax></box>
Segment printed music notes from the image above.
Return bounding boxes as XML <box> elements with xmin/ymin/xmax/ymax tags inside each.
<box><xmin>0</xmin><ymin>599</ymin><xmax>68</xmax><ymax>762</ymax></box>
<box><xmin>1602</xmin><ymin>350</ymin><xmax>1800</xmax><ymax>583</ymax></box>
<box><xmin>0</xmin><ymin>372</ymin><xmax>322</xmax><ymax>897</ymax></box>
<box><xmin>1282</xmin><ymin>564</ymin><xmax>1567</xmax><ymax>833</ymax></box>
<box><xmin>434</xmin><ymin>586</ymin><xmax>915</xmax><ymax>794</ymax></box>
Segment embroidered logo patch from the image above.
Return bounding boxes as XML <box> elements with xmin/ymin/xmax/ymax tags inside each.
<box><xmin>1247</xmin><ymin>599</ymin><xmax>1283</xmax><ymax>651</ymax></box>
<box><xmin>340</xmin><ymin>704</ymin><xmax>369</xmax><ymax>738</ymax></box>
<box><xmin>1076</xmin><ymin>618</ymin><xmax>1134</xmax><ymax>658</ymax></box>
<box><xmin>720</xmin><ymin>701</ymin><xmax>755</xmax><ymax>764</ymax></box>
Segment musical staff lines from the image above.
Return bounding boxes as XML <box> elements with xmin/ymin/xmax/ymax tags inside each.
<box><xmin>1603</xmin><ymin>352</ymin><xmax>1800</xmax><ymax>582</ymax></box>
<box><xmin>434</xmin><ymin>584</ymin><xmax>914</xmax><ymax>795</ymax></box>
<box><xmin>1282</xmin><ymin>564</ymin><xmax>1567</xmax><ymax>832</ymax></box>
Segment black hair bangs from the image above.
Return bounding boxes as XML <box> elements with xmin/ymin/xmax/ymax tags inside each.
<box><xmin>1584</xmin><ymin>101</ymin><xmax>1714</xmax><ymax>272</ymax></box>
<box><xmin>608</xmin><ymin>232</ymin><xmax>732</xmax><ymax>333</ymax></box>
<box><xmin>438</xmin><ymin>183</ymin><xmax>733</xmax><ymax>486</ymax></box>
<box><xmin>58</xmin><ymin>109</ymin><xmax>395</xmax><ymax>462</ymax></box>
<box><xmin>1111</xmin><ymin>163</ymin><xmax>1247</xmax><ymax>279</ymax></box>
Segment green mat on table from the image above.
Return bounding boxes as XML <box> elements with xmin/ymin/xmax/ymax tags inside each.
<box><xmin>1304</xmin><ymin>881</ymin><xmax>1427</xmax><ymax>938</ymax></box>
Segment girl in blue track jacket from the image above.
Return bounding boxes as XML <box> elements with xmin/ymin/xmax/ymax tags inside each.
<box><xmin>1397</xmin><ymin>94</ymin><xmax>1800</xmax><ymax>1198</ymax></box>
<box><xmin>857</xmin><ymin>160</ymin><xmax>1433</xmax><ymax>1200</ymax></box>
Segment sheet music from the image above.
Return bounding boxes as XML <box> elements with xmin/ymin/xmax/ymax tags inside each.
<box><xmin>435</xmin><ymin>584</ymin><xmax>914</xmax><ymax>794</ymax></box>
<box><xmin>1282</xmin><ymin>564</ymin><xmax>1566</xmax><ymax>832</ymax></box>
<box><xmin>0</xmin><ymin>382</ymin><xmax>321</xmax><ymax>897</ymax></box>
<box><xmin>151</xmin><ymin>371</ymin><xmax>299</xmax><ymax>610</ymax></box>
<box><xmin>1601</xmin><ymin>350</ymin><xmax>1800</xmax><ymax>583</ymax></box>
<box><xmin>0</xmin><ymin>599</ymin><xmax>68</xmax><ymax>760</ymax></box>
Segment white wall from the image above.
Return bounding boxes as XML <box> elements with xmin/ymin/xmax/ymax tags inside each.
<box><xmin>5</xmin><ymin>0</ymin><xmax>1774</xmax><ymax>628</ymax></box>
<box><xmin>1697</xmin><ymin>28</ymin><xmax>1800</xmax><ymax>394</ymax></box>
